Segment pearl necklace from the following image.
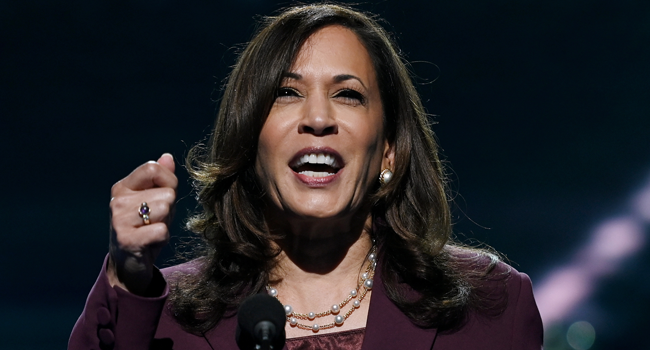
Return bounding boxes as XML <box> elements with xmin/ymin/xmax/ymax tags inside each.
<box><xmin>267</xmin><ymin>246</ymin><xmax>377</xmax><ymax>332</ymax></box>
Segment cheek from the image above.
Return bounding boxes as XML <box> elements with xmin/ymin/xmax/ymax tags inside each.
<box><xmin>255</xmin><ymin>122</ymin><xmax>278</xmax><ymax>180</ymax></box>
<box><xmin>255</xmin><ymin>114</ymin><xmax>293</xmax><ymax>183</ymax></box>
<box><xmin>366</xmin><ymin>124</ymin><xmax>387</xmax><ymax>175</ymax></box>
<box><xmin>348</xmin><ymin>117</ymin><xmax>385</xmax><ymax>161</ymax></box>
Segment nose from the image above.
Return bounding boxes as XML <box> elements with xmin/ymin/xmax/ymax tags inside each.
<box><xmin>298</xmin><ymin>94</ymin><xmax>338</xmax><ymax>136</ymax></box>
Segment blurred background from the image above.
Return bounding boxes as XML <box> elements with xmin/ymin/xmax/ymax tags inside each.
<box><xmin>2</xmin><ymin>0</ymin><xmax>649</xmax><ymax>348</ymax></box>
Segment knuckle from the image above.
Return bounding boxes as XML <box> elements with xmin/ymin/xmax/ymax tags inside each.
<box><xmin>141</xmin><ymin>162</ymin><xmax>159</xmax><ymax>177</ymax></box>
<box><xmin>109</xmin><ymin>197</ymin><xmax>120</xmax><ymax>211</ymax></box>
<box><xmin>109</xmin><ymin>195</ymin><xmax>130</xmax><ymax>211</ymax></box>
<box><xmin>153</xmin><ymin>203</ymin><xmax>170</xmax><ymax>218</ymax></box>
<box><xmin>150</xmin><ymin>224</ymin><xmax>170</xmax><ymax>243</ymax></box>
<box><xmin>170</xmin><ymin>175</ymin><xmax>179</xmax><ymax>188</ymax></box>
<box><xmin>161</xmin><ymin>204</ymin><xmax>171</xmax><ymax>217</ymax></box>
<box><xmin>161</xmin><ymin>188</ymin><xmax>176</xmax><ymax>202</ymax></box>
<box><xmin>111</xmin><ymin>181</ymin><xmax>124</xmax><ymax>196</ymax></box>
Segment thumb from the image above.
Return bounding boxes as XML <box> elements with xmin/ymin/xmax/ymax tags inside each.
<box><xmin>157</xmin><ymin>153</ymin><xmax>175</xmax><ymax>173</ymax></box>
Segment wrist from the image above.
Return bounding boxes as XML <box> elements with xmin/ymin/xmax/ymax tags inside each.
<box><xmin>107</xmin><ymin>254</ymin><xmax>154</xmax><ymax>296</ymax></box>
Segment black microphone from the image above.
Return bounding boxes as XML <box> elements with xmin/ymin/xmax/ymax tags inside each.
<box><xmin>236</xmin><ymin>293</ymin><xmax>286</xmax><ymax>350</ymax></box>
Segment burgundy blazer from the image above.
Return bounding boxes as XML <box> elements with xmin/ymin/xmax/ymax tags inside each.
<box><xmin>70</xmin><ymin>255</ymin><xmax>543</xmax><ymax>349</ymax></box>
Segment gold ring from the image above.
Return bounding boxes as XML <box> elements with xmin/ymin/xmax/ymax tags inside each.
<box><xmin>138</xmin><ymin>202</ymin><xmax>151</xmax><ymax>225</ymax></box>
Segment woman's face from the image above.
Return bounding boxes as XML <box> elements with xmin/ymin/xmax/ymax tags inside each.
<box><xmin>255</xmin><ymin>25</ymin><xmax>392</xmax><ymax>225</ymax></box>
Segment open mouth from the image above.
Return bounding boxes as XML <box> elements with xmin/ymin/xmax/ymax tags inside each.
<box><xmin>290</xmin><ymin>152</ymin><xmax>343</xmax><ymax>178</ymax></box>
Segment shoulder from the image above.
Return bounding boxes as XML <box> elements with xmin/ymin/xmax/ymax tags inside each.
<box><xmin>445</xmin><ymin>245</ymin><xmax>531</xmax><ymax>290</ymax></box>
<box><xmin>445</xmin><ymin>245</ymin><xmax>534</xmax><ymax>311</ymax></box>
<box><xmin>436</xmin><ymin>246</ymin><xmax>543</xmax><ymax>347</ymax></box>
<box><xmin>160</xmin><ymin>258</ymin><xmax>205</xmax><ymax>282</ymax></box>
<box><xmin>445</xmin><ymin>245</ymin><xmax>507</xmax><ymax>272</ymax></box>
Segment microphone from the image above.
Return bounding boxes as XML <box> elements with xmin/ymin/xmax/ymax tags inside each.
<box><xmin>236</xmin><ymin>294</ymin><xmax>286</xmax><ymax>350</ymax></box>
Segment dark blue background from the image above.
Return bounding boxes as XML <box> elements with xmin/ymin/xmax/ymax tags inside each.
<box><xmin>2</xmin><ymin>0</ymin><xmax>649</xmax><ymax>348</ymax></box>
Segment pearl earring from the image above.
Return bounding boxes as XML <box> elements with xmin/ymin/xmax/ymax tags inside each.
<box><xmin>379</xmin><ymin>169</ymin><xmax>393</xmax><ymax>185</ymax></box>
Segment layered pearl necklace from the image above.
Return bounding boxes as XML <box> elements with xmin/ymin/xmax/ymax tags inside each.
<box><xmin>267</xmin><ymin>246</ymin><xmax>377</xmax><ymax>333</ymax></box>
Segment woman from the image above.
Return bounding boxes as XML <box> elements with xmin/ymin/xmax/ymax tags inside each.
<box><xmin>70</xmin><ymin>3</ymin><xmax>542</xmax><ymax>349</ymax></box>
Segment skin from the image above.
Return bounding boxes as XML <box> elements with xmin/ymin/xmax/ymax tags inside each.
<box><xmin>256</xmin><ymin>25</ymin><xmax>394</xmax><ymax>337</ymax></box>
<box><xmin>108</xmin><ymin>25</ymin><xmax>394</xmax><ymax>337</ymax></box>
<box><xmin>107</xmin><ymin>153</ymin><xmax>177</xmax><ymax>296</ymax></box>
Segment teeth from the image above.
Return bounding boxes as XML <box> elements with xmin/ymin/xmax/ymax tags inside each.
<box><xmin>296</xmin><ymin>153</ymin><xmax>339</xmax><ymax>167</ymax></box>
<box><xmin>299</xmin><ymin>171</ymin><xmax>335</xmax><ymax>177</ymax></box>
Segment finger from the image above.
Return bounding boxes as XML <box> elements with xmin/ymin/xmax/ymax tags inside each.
<box><xmin>116</xmin><ymin>161</ymin><xmax>178</xmax><ymax>193</ymax></box>
<box><xmin>113</xmin><ymin>200</ymin><xmax>172</xmax><ymax>228</ymax></box>
<box><xmin>157</xmin><ymin>153</ymin><xmax>175</xmax><ymax>173</ymax></box>
<box><xmin>110</xmin><ymin>188</ymin><xmax>175</xmax><ymax>225</ymax></box>
<box><xmin>110</xmin><ymin>187</ymin><xmax>176</xmax><ymax>213</ymax></box>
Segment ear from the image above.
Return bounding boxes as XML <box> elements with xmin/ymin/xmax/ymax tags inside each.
<box><xmin>381</xmin><ymin>139</ymin><xmax>395</xmax><ymax>171</ymax></box>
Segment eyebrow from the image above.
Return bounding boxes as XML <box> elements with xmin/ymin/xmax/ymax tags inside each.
<box><xmin>333</xmin><ymin>74</ymin><xmax>367</xmax><ymax>89</ymax></box>
<box><xmin>282</xmin><ymin>72</ymin><xmax>302</xmax><ymax>80</ymax></box>
<box><xmin>281</xmin><ymin>72</ymin><xmax>367</xmax><ymax>89</ymax></box>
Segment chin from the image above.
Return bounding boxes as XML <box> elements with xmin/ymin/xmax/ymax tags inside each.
<box><xmin>281</xmin><ymin>196</ymin><xmax>351</xmax><ymax>219</ymax></box>
<box><xmin>292</xmin><ymin>206</ymin><xmax>348</xmax><ymax>220</ymax></box>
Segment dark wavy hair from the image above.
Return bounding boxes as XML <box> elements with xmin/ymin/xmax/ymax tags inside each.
<box><xmin>170</xmin><ymin>3</ymin><xmax>505</xmax><ymax>334</ymax></box>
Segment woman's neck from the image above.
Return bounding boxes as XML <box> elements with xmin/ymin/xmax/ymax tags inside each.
<box><xmin>272</xmin><ymin>228</ymin><xmax>373</xmax><ymax>283</ymax></box>
<box><xmin>268</xmin><ymin>215</ymin><xmax>375</xmax><ymax>337</ymax></box>
<box><xmin>270</xmin><ymin>209</ymin><xmax>373</xmax><ymax>271</ymax></box>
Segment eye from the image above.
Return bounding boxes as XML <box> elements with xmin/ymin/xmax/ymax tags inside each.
<box><xmin>333</xmin><ymin>89</ymin><xmax>366</xmax><ymax>106</ymax></box>
<box><xmin>275</xmin><ymin>87</ymin><xmax>301</xmax><ymax>101</ymax></box>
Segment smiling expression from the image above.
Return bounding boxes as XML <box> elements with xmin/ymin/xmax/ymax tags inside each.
<box><xmin>255</xmin><ymin>25</ymin><xmax>393</xmax><ymax>223</ymax></box>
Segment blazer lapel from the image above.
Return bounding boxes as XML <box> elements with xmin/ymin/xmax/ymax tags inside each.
<box><xmin>203</xmin><ymin>313</ymin><xmax>240</xmax><ymax>350</ymax></box>
<box><xmin>361</xmin><ymin>266</ymin><xmax>438</xmax><ymax>350</ymax></box>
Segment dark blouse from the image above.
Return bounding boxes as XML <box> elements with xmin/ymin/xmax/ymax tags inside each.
<box><xmin>285</xmin><ymin>328</ymin><xmax>365</xmax><ymax>350</ymax></box>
